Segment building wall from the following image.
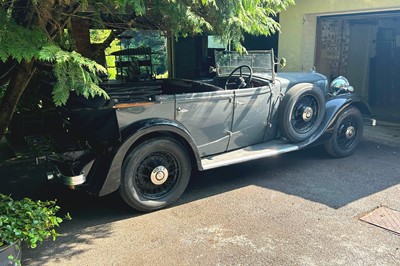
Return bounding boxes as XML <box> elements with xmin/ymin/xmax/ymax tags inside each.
<box><xmin>278</xmin><ymin>0</ymin><xmax>400</xmax><ymax>72</ymax></box>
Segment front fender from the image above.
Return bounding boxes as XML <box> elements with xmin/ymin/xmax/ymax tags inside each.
<box><xmin>298</xmin><ymin>93</ymin><xmax>370</xmax><ymax>148</ymax></box>
<box><xmin>97</xmin><ymin>118</ymin><xmax>201</xmax><ymax>196</ymax></box>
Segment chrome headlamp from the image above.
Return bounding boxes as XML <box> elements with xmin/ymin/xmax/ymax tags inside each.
<box><xmin>330</xmin><ymin>76</ymin><xmax>354</xmax><ymax>95</ymax></box>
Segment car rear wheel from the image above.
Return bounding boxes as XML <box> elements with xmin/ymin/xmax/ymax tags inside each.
<box><xmin>279</xmin><ymin>84</ymin><xmax>326</xmax><ymax>142</ymax></box>
<box><xmin>324</xmin><ymin>106</ymin><xmax>363</xmax><ymax>158</ymax></box>
<box><xmin>120</xmin><ymin>137</ymin><xmax>191</xmax><ymax>212</ymax></box>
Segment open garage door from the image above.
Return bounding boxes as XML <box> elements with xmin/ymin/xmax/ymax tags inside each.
<box><xmin>315</xmin><ymin>11</ymin><xmax>400</xmax><ymax>123</ymax></box>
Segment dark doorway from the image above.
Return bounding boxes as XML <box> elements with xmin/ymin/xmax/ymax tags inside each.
<box><xmin>315</xmin><ymin>11</ymin><xmax>400</xmax><ymax>123</ymax></box>
<box><xmin>242</xmin><ymin>33</ymin><xmax>279</xmax><ymax>53</ymax></box>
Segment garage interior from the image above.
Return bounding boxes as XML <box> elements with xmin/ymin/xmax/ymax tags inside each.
<box><xmin>172</xmin><ymin>33</ymin><xmax>279</xmax><ymax>80</ymax></box>
<box><xmin>315</xmin><ymin>11</ymin><xmax>400</xmax><ymax>123</ymax></box>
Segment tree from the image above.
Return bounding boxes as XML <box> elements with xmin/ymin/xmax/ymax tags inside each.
<box><xmin>0</xmin><ymin>0</ymin><xmax>294</xmax><ymax>140</ymax></box>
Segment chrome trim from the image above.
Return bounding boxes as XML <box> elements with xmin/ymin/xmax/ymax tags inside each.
<box><xmin>330</xmin><ymin>76</ymin><xmax>354</xmax><ymax>95</ymax></box>
<box><xmin>46</xmin><ymin>172</ymin><xmax>54</xmax><ymax>180</ymax></box>
<box><xmin>47</xmin><ymin>165</ymin><xmax>87</xmax><ymax>186</ymax></box>
<box><xmin>61</xmin><ymin>173</ymin><xmax>86</xmax><ymax>186</ymax></box>
<box><xmin>302</xmin><ymin>107</ymin><xmax>314</xmax><ymax>122</ymax></box>
<box><xmin>346</xmin><ymin>126</ymin><xmax>356</xmax><ymax>139</ymax></box>
<box><xmin>150</xmin><ymin>166</ymin><xmax>169</xmax><ymax>185</ymax></box>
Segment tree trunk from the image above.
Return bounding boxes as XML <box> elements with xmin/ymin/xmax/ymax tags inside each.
<box><xmin>71</xmin><ymin>17</ymin><xmax>122</xmax><ymax>66</ymax></box>
<box><xmin>71</xmin><ymin>17</ymin><xmax>92</xmax><ymax>58</ymax></box>
<box><xmin>0</xmin><ymin>60</ymin><xmax>35</xmax><ymax>140</ymax></box>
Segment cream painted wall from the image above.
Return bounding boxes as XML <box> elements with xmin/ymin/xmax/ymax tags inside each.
<box><xmin>278</xmin><ymin>0</ymin><xmax>400</xmax><ymax>72</ymax></box>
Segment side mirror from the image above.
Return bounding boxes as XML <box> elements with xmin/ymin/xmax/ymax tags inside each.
<box><xmin>279</xmin><ymin>58</ymin><xmax>287</xmax><ymax>68</ymax></box>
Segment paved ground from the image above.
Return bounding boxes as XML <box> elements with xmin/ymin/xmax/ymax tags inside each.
<box><xmin>1</xmin><ymin>135</ymin><xmax>399</xmax><ymax>265</ymax></box>
<box><xmin>363</xmin><ymin>121</ymin><xmax>400</xmax><ymax>147</ymax></box>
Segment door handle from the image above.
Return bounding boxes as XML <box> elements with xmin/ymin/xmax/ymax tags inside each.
<box><xmin>177</xmin><ymin>107</ymin><xmax>189</xmax><ymax>114</ymax></box>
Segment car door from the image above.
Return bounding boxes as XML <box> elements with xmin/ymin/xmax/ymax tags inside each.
<box><xmin>262</xmin><ymin>80</ymin><xmax>284</xmax><ymax>142</ymax></box>
<box><xmin>227</xmin><ymin>85</ymin><xmax>272</xmax><ymax>150</ymax></box>
<box><xmin>175</xmin><ymin>90</ymin><xmax>234</xmax><ymax>157</ymax></box>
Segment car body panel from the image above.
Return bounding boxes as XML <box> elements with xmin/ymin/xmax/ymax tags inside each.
<box><xmin>228</xmin><ymin>85</ymin><xmax>272</xmax><ymax>150</ymax></box>
<box><xmin>98</xmin><ymin>118</ymin><xmax>202</xmax><ymax>196</ymax></box>
<box><xmin>175</xmin><ymin>90</ymin><xmax>233</xmax><ymax>156</ymax></box>
<box><xmin>115</xmin><ymin>95</ymin><xmax>175</xmax><ymax>128</ymax></box>
<box><xmin>275</xmin><ymin>72</ymin><xmax>329</xmax><ymax>95</ymax></box>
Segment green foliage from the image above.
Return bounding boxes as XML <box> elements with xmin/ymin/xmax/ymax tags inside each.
<box><xmin>7</xmin><ymin>254</ymin><xmax>21</xmax><ymax>266</ymax></box>
<box><xmin>90</xmin><ymin>29</ymin><xmax>121</xmax><ymax>79</ymax></box>
<box><xmin>0</xmin><ymin>0</ymin><xmax>295</xmax><ymax>112</ymax></box>
<box><xmin>0</xmin><ymin>194</ymin><xmax>70</xmax><ymax>249</ymax></box>
<box><xmin>210</xmin><ymin>0</ymin><xmax>295</xmax><ymax>50</ymax></box>
<box><xmin>38</xmin><ymin>45</ymin><xmax>109</xmax><ymax>105</ymax></box>
<box><xmin>0</xmin><ymin>10</ymin><xmax>47</xmax><ymax>63</ymax></box>
<box><xmin>91</xmin><ymin>0</ymin><xmax>294</xmax><ymax>51</ymax></box>
<box><xmin>117</xmin><ymin>0</ymin><xmax>295</xmax><ymax>51</ymax></box>
<box><xmin>0</xmin><ymin>8</ymin><xmax>109</xmax><ymax>107</ymax></box>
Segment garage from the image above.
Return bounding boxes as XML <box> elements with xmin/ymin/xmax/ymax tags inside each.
<box><xmin>315</xmin><ymin>11</ymin><xmax>400</xmax><ymax>123</ymax></box>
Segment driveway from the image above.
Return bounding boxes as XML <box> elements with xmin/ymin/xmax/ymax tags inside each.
<box><xmin>0</xmin><ymin>138</ymin><xmax>396</xmax><ymax>265</ymax></box>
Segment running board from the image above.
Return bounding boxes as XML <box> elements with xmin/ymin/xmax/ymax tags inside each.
<box><xmin>201</xmin><ymin>140</ymin><xmax>299</xmax><ymax>170</ymax></box>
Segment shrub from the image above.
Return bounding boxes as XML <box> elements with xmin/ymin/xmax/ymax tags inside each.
<box><xmin>0</xmin><ymin>194</ymin><xmax>70</xmax><ymax>249</ymax></box>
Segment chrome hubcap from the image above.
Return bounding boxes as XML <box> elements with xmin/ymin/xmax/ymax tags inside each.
<box><xmin>345</xmin><ymin>126</ymin><xmax>356</xmax><ymax>139</ymax></box>
<box><xmin>150</xmin><ymin>166</ymin><xmax>169</xmax><ymax>185</ymax></box>
<box><xmin>302</xmin><ymin>107</ymin><xmax>314</xmax><ymax>122</ymax></box>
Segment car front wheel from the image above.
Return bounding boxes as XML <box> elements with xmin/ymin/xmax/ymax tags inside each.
<box><xmin>324</xmin><ymin>106</ymin><xmax>363</xmax><ymax>158</ymax></box>
<box><xmin>120</xmin><ymin>137</ymin><xmax>191</xmax><ymax>212</ymax></box>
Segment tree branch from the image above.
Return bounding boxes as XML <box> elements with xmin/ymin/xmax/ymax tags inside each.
<box><xmin>0</xmin><ymin>61</ymin><xmax>16</xmax><ymax>85</ymax></box>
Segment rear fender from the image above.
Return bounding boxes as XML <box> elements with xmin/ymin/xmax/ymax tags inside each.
<box><xmin>297</xmin><ymin>93</ymin><xmax>370</xmax><ymax>148</ymax></box>
<box><xmin>97</xmin><ymin>118</ymin><xmax>201</xmax><ymax>196</ymax></box>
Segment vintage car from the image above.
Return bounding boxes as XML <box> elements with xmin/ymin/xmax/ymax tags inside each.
<box><xmin>6</xmin><ymin>50</ymin><xmax>370</xmax><ymax>212</ymax></box>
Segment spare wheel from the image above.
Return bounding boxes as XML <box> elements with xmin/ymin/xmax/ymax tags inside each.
<box><xmin>278</xmin><ymin>83</ymin><xmax>326</xmax><ymax>142</ymax></box>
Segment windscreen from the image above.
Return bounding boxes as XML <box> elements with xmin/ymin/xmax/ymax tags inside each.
<box><xmin>215</xmin><ymin>50</ymin><xmax>274</xmax><ymax>76</ymax></box>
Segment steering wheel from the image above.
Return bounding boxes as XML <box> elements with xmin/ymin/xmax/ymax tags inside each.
<box><xmin>224</xmin><ymin>65</ymin><xmax>253</xmax><ymax>90</ymax></box>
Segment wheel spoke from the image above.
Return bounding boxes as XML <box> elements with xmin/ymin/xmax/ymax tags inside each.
<box><xmin>336</xmin><ymin>117</ymin><xmax>358</xmax><ymax>150</ymax></box>
<box><xmin>291</xmin><ymin>95</ymin><xmax>319</xmax><ymax>134</ymax></box>
<box><xmin>133</xmin><ymin>151</ymin><xmax>180</xmax><ymax>199</ymax></box>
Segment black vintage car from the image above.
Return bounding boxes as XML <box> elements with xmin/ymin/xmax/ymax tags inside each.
<box><xmin>6</xmin><ymin>50</ymin><xmax>370</xmax><ymax>212</ymax></box>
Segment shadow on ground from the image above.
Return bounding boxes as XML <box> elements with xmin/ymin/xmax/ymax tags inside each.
<box><xmin>187</xmin><ymin>140</ymin><xmax>400</xmax><ymax>209</ymax></box>
<box><xmin>0</xmin><ymin>139</ymin><xmax>399</xmax><ymax>264</ymax></box>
